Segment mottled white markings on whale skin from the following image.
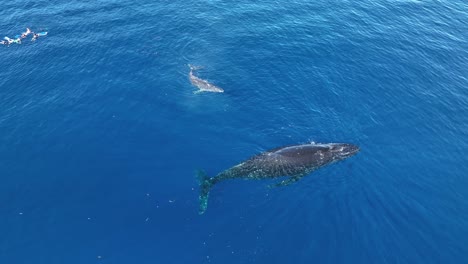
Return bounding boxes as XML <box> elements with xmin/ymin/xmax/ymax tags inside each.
<box><xmin>188</xmin><ymin>64</ymin><xmax>224</xmax><ymax>93</ymax></box>
<box><xmin>197</xmin><ymin>142</ymin><xmax>360</xmax><ymax>214</ymax></box>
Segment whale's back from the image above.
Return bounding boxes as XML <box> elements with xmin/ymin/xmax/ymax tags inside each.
<box><xmin>188</xmin><ymin>68</ymin><xmax>224</xmax><ymax>93</ymax></box>
<box><xmin>258</xmin><ymin>144</ymin><xmax>332</xmax><ymax>167</ymax></box>
<box><xmin>227</xmin><ymin>144</ymin><xmax>329</xmax><ymax>178</ymax></box>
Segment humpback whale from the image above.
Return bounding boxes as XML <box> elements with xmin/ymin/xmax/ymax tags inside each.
<box><xmin>188</xmin><ymin>64</ymin><xmax>224</xmax><ymax>93</ymax></box>
<box><xmin>198</xmin><ymin>143</ymin><xmax>359</xmax><ymax>214</ymax></box>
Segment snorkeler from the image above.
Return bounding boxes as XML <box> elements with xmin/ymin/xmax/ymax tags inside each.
<box><xmin>3</xmin><ymin>37</ymin><xmax>18</xmax><ymax>44</ymax></box>
<box><xmin>20</xmin><ymin>28</ymin><xmax>32</xmax><ymax>39</ymax></box>
<box><xmin>31</xmin><ymin>31</ymin><xmax>48</xmax><ymax>41</ymax></box>
<box><xmin>3</xmin><ymin>37</ymin><xmax>13</xmax><ymax>44</ymax></box>
<box><xmin>1</xmin><ymin>29</ymin><xmax>47</xmax><ymax>45</ymax></box>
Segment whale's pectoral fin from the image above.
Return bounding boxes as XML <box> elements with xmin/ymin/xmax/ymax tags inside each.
<box><xmin>193</xmin><ymin>90</ymin><xmax>204</xmax><ymax>94</ymax></box>
<box><xmin>269</xmin><ymin>175</ymin><xmax>305</xmax><ymax>188</ymax></box>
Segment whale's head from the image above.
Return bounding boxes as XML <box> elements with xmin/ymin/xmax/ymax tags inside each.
<box><xmin>328</xmin><ymin>143</ymin><xmax>360</xmax><ymax>161</ymax></box>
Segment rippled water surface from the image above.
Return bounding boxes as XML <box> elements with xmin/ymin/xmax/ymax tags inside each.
<box><xmin>0</xmin><ymin>0</ymin><xmax>467</xmax><ymax>263</ymax></box>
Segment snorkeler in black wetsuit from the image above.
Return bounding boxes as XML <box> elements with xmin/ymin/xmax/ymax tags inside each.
<box><xmin>31</xmin><ymin>33</ymin><xmax>39</xmax><ymax>41</ymax></box>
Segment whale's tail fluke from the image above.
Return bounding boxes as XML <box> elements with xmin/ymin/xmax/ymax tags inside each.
<box><xmin>197</xmin><ymin>170</ymin><xmax>213</xmax><ymax>215</ymax></box>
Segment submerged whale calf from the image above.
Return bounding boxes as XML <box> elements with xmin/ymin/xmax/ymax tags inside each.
<box><xmin>198</xmin><ymin>143</ymin><xmax>359</xmax><ymax>214</ymax></box>
<box><xmin>188</xmin><ymin>64</ymin><xmax>224</xmax><ymax>93</ymax></box>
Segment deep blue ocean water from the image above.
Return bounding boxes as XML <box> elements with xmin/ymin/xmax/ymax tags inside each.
<box><xmin>1</xmin><ymin>0</ymin><xmax>467</xmax><ymax>263</ymax></box>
